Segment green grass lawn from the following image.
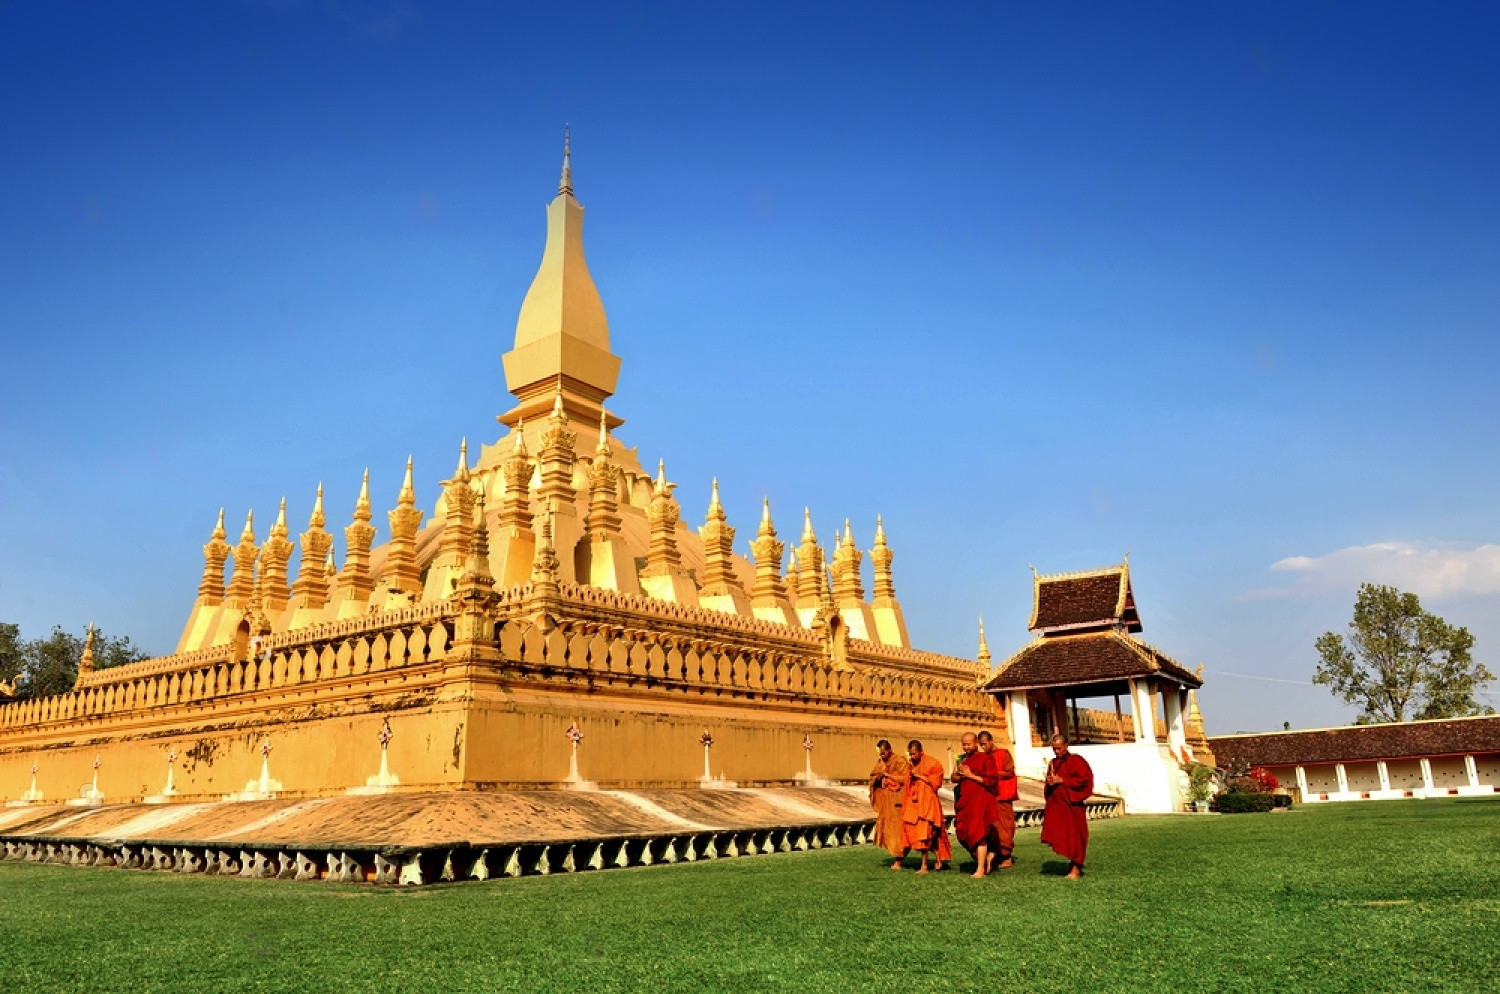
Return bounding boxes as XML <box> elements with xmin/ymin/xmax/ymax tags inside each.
<box><xmin>1</xmin><ymin>799</ymin><xmax>1496</xmax><ymax>993</ymax></box>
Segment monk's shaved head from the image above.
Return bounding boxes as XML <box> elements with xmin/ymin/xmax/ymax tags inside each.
<box><xmin>977</xmin><ymin>730</ymin><xmax>994</xmax><ymax>744</ymax></box>
<box><xmin>1051</xmin><ymin>733</ymin><xmax>1068</xmax><ymax>745</ymax></box>
<box><xmin>961</xmin><ymin>732</ymin><xmax>976</xmax><ymax>746</ymax></box>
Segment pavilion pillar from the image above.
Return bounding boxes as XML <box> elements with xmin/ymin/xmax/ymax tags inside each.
<box><xmin>1465</xmin><ymin>754</ymin><xmax>1480</xmax><ymax>788</ymax></box>
<box><xmin>1295</xmin><ymin>765</ymin><xmax>1309</xmax><ymax>800</ymax></box>
<box><xmin>1130</xmin><ymin>679</ymin><xmax>1156</xmax><ymax>743</ymax></box>
<box><xmin>1420</xmin><ymin>758</ymin><xmax>1435</xmax><ymax>792</ymax></box>
<box><xmin>1335</xmin><ymin>763</ymin><xmax>1349</xmax><ymax>794</ymax></box>
<box><xmin>1163</xmin><ymin>689</ymin><xmax>1186</xmax><ymax>757</ymax></box>
<box><xmin>1008</xmin><ymin>691</ymin><xmax>1031</xmax><ymax>754</ymax></box>
<box><xmin>1377</xmin><ymin>760</ymin><xmax>1391</xmax><ymax>792</ymax></box>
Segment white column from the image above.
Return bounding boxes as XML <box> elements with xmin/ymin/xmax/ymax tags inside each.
<box><xmin>1164</xmin><ymin>690</ymin><xmax>1186</xmax><ymax>754</ymax></box>
<box><xmin>1335</xmin><ymin>763</ymin><xmax>1349</xmax><ymax>794</ymax></box>
<box><xmin>1295</xmin><ymin>765</ymin><xmax>1309</xmax><ymax>798</ymax></box>
<box><xmin>1465</xmin><ymin>754</ymin><xmax>1480</xmax><ymax>788</ymax></box>
<box><xmin>1008</xmin><ymin>691</ymin><xmax>1031</xmax><ymax>753</ymax></box>
<box><xmin>1420</xmin><ymin>758</ymin><xmax>1435</xmax><ymax>791</ymax></box>
<box><xmin>1377</xmin><ymin>761</ymin><xmax>1391</xmax><ymax>791</ymax></box>
<box><xmin>1132</xmin><ymin>679</ymin><xmax>1156</xmax><ymax>743</ymax></box>
<box><xmin>1126</xmin><ymin>680</ymin><xmax>1143</xmax><ymax>741</ymax></box>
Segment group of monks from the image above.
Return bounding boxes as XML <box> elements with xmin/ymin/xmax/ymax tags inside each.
<box><xmin>869</xmin><ymin>731</ymin><xmax>1095</xmax><ymax>879</ymax></box>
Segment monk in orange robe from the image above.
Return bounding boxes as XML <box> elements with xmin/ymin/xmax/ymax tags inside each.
<box><xmin>899</xmin><ymin>739</ymin><xmax>949</xmax><ymax>873</ymax></box>
<box><xmin>1041</xmin><ymin>733</ymin><xmax>1094</xmax><ymax>878</ymax></box>
<box><xmin>951</xmin><ymin>732</ymin><xmax>1000</xmax><ymax>878</ymax></box>
<box><xmin>978</xmin><ymin>730</ymin><xmax>1017</xmax><ymax>870</ymax></box>
<box><xmin>869</xmin><ymin>738</ymin><xmax>910</xmax><ymax>867</ymax></box>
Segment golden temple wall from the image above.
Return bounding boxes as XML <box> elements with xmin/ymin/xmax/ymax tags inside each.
<box><xmin>0</xmin><ymin>585</ymin><xmax>1001</xmax><ymax>803</ymax></box>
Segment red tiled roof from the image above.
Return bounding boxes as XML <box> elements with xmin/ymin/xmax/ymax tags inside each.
<box><xmin>1208</xmin><ymin>715</ymin><xmax>1500</xmax><ymax>767</ymax></box>
<box><xmin>981</xmin><ymin>630</ymin><xmax>1202</xmax><ymax>693</ymax></box>
<box><xmin>1029</xmin><ymin>567</ymin><xmax>1141</xmax><ymax>634</ymax></box>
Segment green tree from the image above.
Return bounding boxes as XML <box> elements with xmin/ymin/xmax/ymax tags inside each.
<box><xmin>1313</xmin><ymin>583</ymin><xmax>1493</xmax><ymax>724</ymax></box>
<box><xmin>0</xmin><ymin>623</ymin><xmax>150</xmax><ymax>700</ymax></box>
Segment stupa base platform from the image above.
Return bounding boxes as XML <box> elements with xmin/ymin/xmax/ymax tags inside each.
<box><xmin>0</xmin><ymin>783</ymin><xmax>1123</xmax><ymax>886</ymax></box>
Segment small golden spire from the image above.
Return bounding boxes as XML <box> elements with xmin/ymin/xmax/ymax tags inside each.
<box><xmin>272</xmin><ymin>497</ymin><xmax>289</xmax><ymax>538</ymax></box>
<box><xmin>707</xmin><ymin>478</ymin><xmax>725</xmax><ymax>520</ymax></box>
<box><xmin>842</xmin><ymin>519</ymin><xmax>854</xmax><ymax>550</ymax></box>
<box><xmin>977</xmin><ymin>615</ymin><xmax>992</xmax><ymax>668</ymax></box>
<box><xmin>239</xmin><ymin>509</ymin><xmax>256</xmax><ymax>544</ymax></box>
<box><xmin>79</xmin><ymin>622</ymin><xmax>96</xmax><ymax>675</ymax></box>
<box><xmin>654</xmin><ymin>459</ymin><xmax>669</xmax><ymax>496</ymax></box>
<box><xmin>761</xmin><ymin>496</ymin><xmax>772</xmax><ymax>529</ymax></box>
<box><xmin>309</xmin><ymin>484</ymin><xmax>325</xmax><ymax>528</ymax></box>
<box><xmin>558</xmin><ymin>125</ymin><xmax>573</xmax><ymax>197</ymax></box>
<box><xmin>356</xmin><ymin>469</ymin><xmax>372</xmax><ymax>519</ymax></box>
<box><xmin>552</xmin><ymin>389</ymin><xmax>565</xmax><ymax>419</ymax></box>
<box><xmin>596</xmin><ymin>410</ymin><xmax>611</xmax><ymax>456</ymax></box>
<box><xmin>399</xmin><ymin>456</ymin><xmax>415</xmax><ymax>505</ymax></box>
<box><xmin>324</xmin><ymin>547</ymin><xmax>336</xmax><ymax>573</ymax></box>
<box><xmin>874</xmin><ymin>514</ymin><xmax>886</xmax><ymax>545</ymax></box>
<box><xmin>513</xmin><ymin>416</ymin><xmax>528</xmax><ymax>455</ymax></box>
<box><xmin>802</xmin><ymin>508</ymin><xmax>815</xmax><ymax>543</ymax></box>
<box><xmin>212</xmin><ymin>507</ymin><xmax>227</xmax><ymax>541</ymax></box>
<box><xmin>454</xmin><ymin>438</ymin><xmax>470</xmax><ymax>482</ymax></box>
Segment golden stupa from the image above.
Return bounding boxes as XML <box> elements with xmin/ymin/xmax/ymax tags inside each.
<box><xmin>0</xmin><ymin>138</ymin><xmax>995</xmax><ymax>803</ymax></box>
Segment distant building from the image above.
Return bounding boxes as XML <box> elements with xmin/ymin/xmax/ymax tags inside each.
<box><xmin>980</xmin><ymin>562</ymin><xmax>1208</xmax><ymax>814</ymax></box>
<box><xmin>1209</xmin><ymin>715</ymin><xmax>1500</xmax><ymax>803</ymax></box>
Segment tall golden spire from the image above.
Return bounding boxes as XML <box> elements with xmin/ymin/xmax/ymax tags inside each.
<box><xmin>698</xmin><ymin>478</ymin><xmax>748</xmax><ymax>614</ymax></box>
<box><xmin>584</xmin><ymin>411</ymin><xmax>622</xmax><ymax>537</ymax></box>
<box><xmin>749</xmin><ymin>498</ymin><xmax>796</xmax><ymax>626</ymax></box>
<box><xmin>433</xmin><ymin>440</ymin><xmax>477</xmax><ymax>588</ymax></box>
<box><xmin>530</xmin><ymin>502</ymin><xmax>561</xmax><ymax>597</ymax></box>
<box><xmin>870</xmin><ymin>514</ymin><xmax>896</xmax><ymax>601</ymax></box>
<box><xmin>500</xmin><ymin>134</ymin><xmax>622</xmax><ymax>429</ymax></box>
<box><xmin>226</xmin><ymin>510</ymin><xmax>258</xmax><ymax>604</ymax></box>
<box><xmin>831</xmin><ymin>519</ymin><xmax>865</xmax><ymax>603</ymax></box>
<box><xmin>340</xmin><ymin>470</ymin><xmax>377</xmax><ymax>602</ymax></box>
<box><xmin>639</xmin><ymin>461</ymin><xmax>696</xmax><ymax>605</ymax></box>
<box><xmin>197</xmin><ymin>508</ymin><xmax>232</xmax><ymax>603</ymax></box>
<box><xmin>794</xmin><ymin>509</ymin><xmax>824</xmax><ymax>606</ymax></box>
<box><xmin>498</xmin><ymin>418</ymin><xmax>535</xmax><ymax>531</ymax></box>
<box><xmin>977</xmin><ymin>615</ymin><xmax>992</xmax><ymax>669</ymax></box>
<box><xmin>259</xmin><ymin>497</ymin><xmax>295</xmax><ymax>616</ymax></box>
<box><xmin>379</xmin><ymin>456</ymin><xmax>425</xmax><ymax>602</ymax></box>
<box><xmin>290</xmin><ymin>484</ymin><xmax>333</xmax><ymax>620</ymax></box>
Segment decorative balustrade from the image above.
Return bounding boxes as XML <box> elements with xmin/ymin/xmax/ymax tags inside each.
<box><xmin>1</xmin><ymin>582</ymin><xmax>994</xmax><ymax>734</ymax></box>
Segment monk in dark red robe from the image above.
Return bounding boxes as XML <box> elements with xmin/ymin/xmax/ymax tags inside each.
<box><xmin>1041</xmin><ymin>733</ymin><xmax>1094</xmax><ymax>878</ymax></box>
<box><xmin>978</xmin><ymin>730</ymin><xmax>1017</xmax><ymax>870</ymax></box>
<box><xmin>951</xmin><ymin>732</ymin><xmax>1001</xmax><ymax>878</ymax></box>
<box><xmin>899</xmin><ymin>739</ymin><xmax>948</xmax><ymax>873</ymax></box>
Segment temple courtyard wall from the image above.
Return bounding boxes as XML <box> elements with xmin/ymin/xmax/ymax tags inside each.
<box><xmin>0</xmin><ymin>591</ymin><xmax>1000</xmax><ymax>804</ymax></box>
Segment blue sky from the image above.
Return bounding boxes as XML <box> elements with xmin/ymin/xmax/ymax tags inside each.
<box><xmin>2</xmin><ymin>2</ymin><xmax>1497</xmax><ymax>733</ymax></box>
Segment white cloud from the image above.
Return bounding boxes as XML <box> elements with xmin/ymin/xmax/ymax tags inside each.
<box><xmin>1246</xmin><ymin>541</ymin><xmax>1500</xmax><ymax>601</ymax></box>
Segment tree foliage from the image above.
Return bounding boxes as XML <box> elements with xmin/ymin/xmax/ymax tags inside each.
<box><xmin>0</xmin><ymin>623</ymin><xmax>149</xmax><ymax>700</ymax></box>
<box><xmin>1313</xmin><ymin>583</ymin><xmax>1493</xmax><ymax>724</ymax></box>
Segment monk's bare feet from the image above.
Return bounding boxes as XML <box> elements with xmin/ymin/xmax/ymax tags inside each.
<box><xmin>1064</xmin><ymin>867</ymin><xmax>1083</xmax><ymax>879</ymax></box>
<box><xmin>970</xmin><ymin>869</ymin><xmax>987</xmax><ymax>879</ymax></box>
<box><xmin>915</xmin><ymin>866</ymin><xmax>929</xmax><ymax>875</ymax></box>
<box><xmin>996</xmin><ymin>858</ymin><xmax>1014</xmax><ymax>869</ymax></box>
<box><xmin>933</xmin><ymin>862</ymin><xmax>945</xmax><ymax>872</ymax></box>
<box><xmin>890</xmin><ymin>861</ymin><xmax>903</xmax><ymax>871</ymax></box>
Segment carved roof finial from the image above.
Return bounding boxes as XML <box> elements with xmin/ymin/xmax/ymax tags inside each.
<box><xmin>272</xmin><ymin>497</ymin><xmax>289</xmax><ymax>538</ymax></box>
<box><xmin>513</xmin><ymin>417</ymin><xmax>528</xmax><ymax>455</ymax></box>
<box><xmin>239</xmin><ymin>508</ymin><xmax>256</xmax><ymax>544</ymax></box>
<box><xmin>356</xmin><ymin>469</ymin><xmax>372</xmax><ymax>519</ymax></box>
<box><xmin>212</xmin><ymin>507</ymin><xmax>227</xmax><ymax>541</ymax></box>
